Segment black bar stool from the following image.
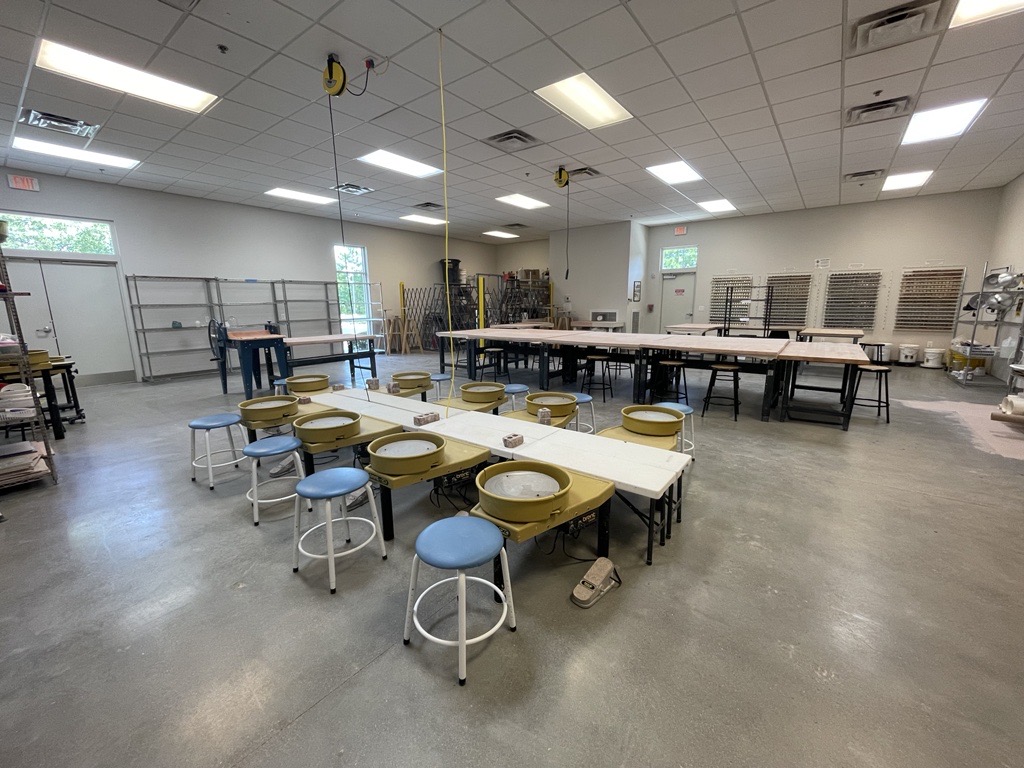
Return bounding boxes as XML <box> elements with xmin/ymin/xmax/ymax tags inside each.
<box><xmin>581</xmin><ymin>354</ymin><xmax>613</xmax><ymax>402</ymax></box>
<box><xmin>655</xmin><ymin>359</ymin><xmax>688</xmax><ymax>404</ymax></box>
<box><xmin>701</xmin><ymin>363</ymin><xmax>740</xmax><ymax>420</ymax></box>
<box><xmin>479</xmin><ymin>347</ymin><xmax>510</xmax><ymax>383</ymax></box>
<box><xmin>852</xmin><ymin>364</ymin><xmax>891</xmax><ymax>423</ymax></box>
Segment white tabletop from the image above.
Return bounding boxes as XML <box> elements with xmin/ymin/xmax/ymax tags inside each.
<box><xmin>310</xmin><ymin>391</ymin><xmax>454</xmax><ymax>429</ymax></box>
<box><xmin>419</xmin><ymin>410</ymin><xmax>562</xmax><ymax>459</ymax></box>
<box><xmin>513</xmin><ymin>429</ymin><xmax>689</xmax><ymax>498</ymax></box>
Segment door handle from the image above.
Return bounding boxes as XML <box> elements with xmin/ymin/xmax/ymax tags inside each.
<box><xmin>37</xmin><ymin>325</ymin><xmax>52</xmax><ymax>334</ymax></box>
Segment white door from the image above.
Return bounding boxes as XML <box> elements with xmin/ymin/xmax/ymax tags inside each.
<box><xmin>659</xmin><ymin>272</ymin><xmax>696</xmax><ymax>329</ymax></box>
<box><xmin>3</xmin><ymin>257</ymin><xmax>135</xmax><ymax>380</ymax></box>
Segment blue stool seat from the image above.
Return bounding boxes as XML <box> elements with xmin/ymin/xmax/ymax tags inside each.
<box><xmin>575</xmin><ymin>392</ymin><xmax>593</xmax><ymax>404</ymax></box>
<box><xmin>243</xmin><ymin>435</ymin><xmax>302</xmax><ymax>458</ymax></box>
<box><xmin>430</xmin><ymin>372</ymin><xmax>449</xmax><ymax>382</ymax></box>
<box><xmin>416</xmin><ymin>517</ymin><xmax>503</xmax><ymax>570</ymax></box>
<box><xmin>296</xmin><ymin>467</ymin><xmax>370</xmax><ymax>500</ymax></box>
<box><xmin>654</xmin><ymin>401</ymin><xmax>693</xmax><ymax>415</ymax></box>
<box><xmin>504</xmin><ymin>383</ymin><xmax>529</xmax><ymax>395</ymax></box>
<box><xmin>189</xmin><ymin>412</ymin><xmax>241</xmax><ymax>430</ymax></box>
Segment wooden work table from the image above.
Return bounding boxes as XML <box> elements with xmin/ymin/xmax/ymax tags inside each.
<box><xmin>778</xmin><ymin>342</ymin><xmax>870</xmax><ymax>430</ymax></box>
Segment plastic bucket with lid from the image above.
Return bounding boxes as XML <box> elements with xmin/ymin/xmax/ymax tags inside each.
<box><xmin>921</xmin><ymin>348</ymin><xmax>944</xmax><ymax>369</ymax></box>
<box><xmin>898</xmin><ymin>344</ymin><xmax>920</xmax><ymax>365</ymax></box>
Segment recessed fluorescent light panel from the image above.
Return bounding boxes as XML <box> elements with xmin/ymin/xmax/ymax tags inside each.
<box><xmin>950</xmin><ymin>0</ymin><xmax>1024</xmax><ymax>27</ymax></box>
<box><xmin>483</xmin><ymin>230</ymin><xmax>519</xmax><ymax>238</ymax></box>
<box><xmin>496</xmin><ymin>194</ymin><xmax>549</xmax><ymax>210</ymax></box>
<box><xmin>357</xmin><ymin>149</ymin><xmax>442</xmax><ymax>178</ymax></box>
<box><xmin>35</xmin><ymin>40</ymin><xmax>217</xmax><ymax>113</ymax></box>
<box><xmin>400</xmin><ymin>214</ymin><xmax>447</xmax><ymax>225</ymax></box>
<box><xmin>902</xmin><ymin>99</ymin><xmax>987</xmax><ymax>144</ymax></box>
<box><xmin>697</xmin><ymin>199</ymin><xmax>736</xmax><ymax>213</ymax></box>
<box><xmin>535</xmin><ymin>73</ymin><xmax>633</xmax><ymax>130</ymax></box>
<box><xmin>265</xmin><ymin>188</ymin><xmax>334</xmax><ymax>204</ymax></box>
<box><xmin>882</xmin><ymin>170</ymin><xmax>933</xmax><ymax>191</ymax></box>
<box><xmin>646</xmin><ymin>160</ymin><xmax>702</xmax><ymax>185</ymax></box>
<box><xmin>12</xmin><ymin>137</ymin><xmax>138</xmax><ymax>168</ymax></box>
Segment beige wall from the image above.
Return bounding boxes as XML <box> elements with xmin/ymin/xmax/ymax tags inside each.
<box><xmin>495</xmin><ymin>239</ymin><xmax>548</xmax><ymax>274</ymax></box>
<box><xmin>990</xmin><ymin>173</ymin><xmax>1024</xmax><ymax>378</ymax></box>
<box><xmin>642</xmin><ymin>189</ymin><xmax>1003</xmax><ymax>347</ymax></box>
<box><xmin>548</xmin><ymin>221</ymin><xmax>632</xmax><ymax>322</ymax></box>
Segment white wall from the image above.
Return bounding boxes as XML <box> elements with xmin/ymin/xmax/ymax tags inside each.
<box><xmin>989</xmin><ymin>173</ymin><xmax>1024</xmax><ymax>379</ymax></box>
<box><xmin>642</xmin><ymin>189</ymin><xmax>1003</xmax><ymax>347</ymax></box>
<box><xmin>495</xmin><ymin>239</ymin><xmax>548</xmax><ymax>274</ymax></box>
<box><xmin>548</xmin><ymin>221</ymin><xmax>632</xmax><ymax>322</ymax></box>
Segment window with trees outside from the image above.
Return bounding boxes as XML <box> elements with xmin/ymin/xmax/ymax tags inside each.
<box><xmin>1</xmin><ymin>212</ymin><xmax>115</xmax><ymax>254</ymax></box>
<box><xmin>335</xmin><ymin>244</ymin><xmax>370</xmax><ymax>334</ymax></box>
<box><xmin>661</xmin><ymin>245</ymin><xmax>698</xmax><ymax>271</ymax></box>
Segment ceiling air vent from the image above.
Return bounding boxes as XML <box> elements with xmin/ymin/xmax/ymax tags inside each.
<box><xmin>847</xmin><ymin>0</ymin><xmax>954</xmax><ymax>55</ymax></box>
<box><xmin>332</xmin><ymin>183</ymin><xmax>374</xmax><ymax>196</ymax></box>
<box><xmin>19</xmin><ymin>108</ymin><xmax>99</xmax><ymax>139</ymax></box>
<box><xmin>843</xmin><ymin>170</ymin><xmax>885</xmax><ymax>183</ymax></box>
<box><xmin>503</xmin><ymin>223</ymin><xmax>527</xmax><ymax>229</ymax></box>
<box><xmin>567</xmin><ymin>167</ymin><xmax>601</xmax><ymax>179</ymax></box>
<box><xmin>482</xmin><ymin>129</ymin><xmax>541</xmax><ymax>153</ymax></box>
<box><xmin>846</xmin><ymin>96</ymin><xmax>913</xmax><ymax>126</ymax></box>
<box><xmin>413</xmin><ymin>202</ymin><xmax>444</xmax><ymax>210</ymax></box>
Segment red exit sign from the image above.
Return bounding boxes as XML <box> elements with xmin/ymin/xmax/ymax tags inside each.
<box><xmin>7</xmin><ymin>174</ymin><xmax>40</xmax><ymax>191</ymax></box>
<box><xmin>674</xmin><ymin>225</ymin><xmax>687</xmax><ymax>236</ymax></box>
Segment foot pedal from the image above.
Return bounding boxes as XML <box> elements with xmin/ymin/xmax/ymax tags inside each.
<box><xmin>269</xmin><ymin>456</ymin><xmax>294</xmax><ymax>478</ymax></box>
<box><xmin>571</xmin><ymin>557</ymin><xmax>621</xmax><ymax>608</ymax></box>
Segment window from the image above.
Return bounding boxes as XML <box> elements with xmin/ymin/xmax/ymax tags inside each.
<box><xmin>766</xmin><ymin>273</ymin><xmax>812</xmax><ymax>326</ymax></box>
<box><xmin>709</xmin><ymin>274</ymin><xmax>753</xmax><ymax>325</ymax></box>
<box><xmin>1</xmin><ymin>212</ymin><xmax>114</xmax><ymax>254</ymax></box>
<box><xmin>823</xmin><ymin>271</ymin><xmax>882</xmax><ymax>330</ymax></box>
<box><xmin>661</xmin><ymin>245</ymin><xmax>698</xmax><ymax>271</ymax></box>
<box><xmin>334</xmin><ymin>244</ymin><xmax>370</xmax><ymax>334</ymax></box>
<box><xmin>894</xmin><ymin>267</ymin><xmax>966</xmax><ymax>332</ymax></box>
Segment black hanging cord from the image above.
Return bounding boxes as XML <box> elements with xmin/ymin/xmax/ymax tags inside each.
<box><xmin>346</xmin><ymin>65</ymin><xmax>370</xmax><ymax>96</ymax></box>
<box><xmin>564</xmin><ymin>181</ymin><xmax>571</xmax><ymax>280</ymax></box>
<box><xmin>326</xmin><ymin>92</ymin><xmax>347</xmax><ymax>246</ymax></box>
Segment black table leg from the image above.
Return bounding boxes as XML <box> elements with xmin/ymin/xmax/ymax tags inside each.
<box><xmin>39</xmin><ymin>371</ymin><xmax>64</xmax><ymax>440</ymax></box>
<box><xmin>597</xmin><ymin>499</ymin><xmax>610</xmax><ymax>558</ymax></box>
<box><xmin>645</xmin><ymin>498</ymin><xmax>657</xmax><ymax>565</ymax></box>
<box><xmin>302</xmin><ymin>451</ymin><xmax>315</xmax><ymax>478</ymax></box>
<box><xmin>439</xmin><ymin>341</ymin><xmax>446</xmax><ymax>373</ymax></box>
<box><xmin>368</xmin><ymin>340</ymin><xmax>377</xmax><ymax>377</ymax></box>
<box><xmin>380</xmin><ymin>486</ymin><xmax>395</xmax><ymax>541</ymax></box>
<box><xmin>539</xmin><ymin>345</ymin><xmax>550</xmax><ymax>389</ymax></box>
<box><xmin>761</xmin><ymin>360</ymin><xmax>777</xmax><ymax>421</ymax></box>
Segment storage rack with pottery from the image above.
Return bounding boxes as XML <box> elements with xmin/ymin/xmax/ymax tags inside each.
<box><xmin>950</xmin><ymin>262</ymin><xmax>1022</xmax><ymax>386</ymax></box>
<box><xmin>0</xmin><ymin>222</ymin><xmax>58</xmax><ymax>497</ymax></box>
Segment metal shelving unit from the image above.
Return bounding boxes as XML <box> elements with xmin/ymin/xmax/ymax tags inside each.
<box><xmin>0</xmin><ymin>225</ymin><xmax>58</xmax><ymax>499</ymax></box>
<box><xmin>948</xmin><ymin>262</ymin><xmax>1022</xmax><ymax>386</ymax></box>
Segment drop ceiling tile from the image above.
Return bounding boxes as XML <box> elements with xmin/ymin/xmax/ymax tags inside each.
<box><xmin>742</xmin><ymin>0</ymin><xmax>842</xmax><ymax>51</ymax></box>
<box><xmin>549</xmin><ymin>133</ymin><xmax>605</xmax><ymax>156</ymax></box>
<box><xmin>41</xmin><ymin>6</ymin><xmax>158</xmax><ymax>67</ymax></box>
<box><xmin>764</xmin><ymin>62</ymin><xmax>840</xmax><ymax>104</ymax></box>
<box><xmin>773</xmin><ymin>90</ymin><xmax>841</xmax><ymax>125</ymax></box>
<box><xmin>990</xmin><ymin>90</ymin><xmax>1024</xmax><ymax>116</ymax></box>
<box><xmin>842</xmin><ymin>70</ymin><xmax>924</xmax><ymax>109</ymax></box>
<box><xmin>618</xmin><ymin>79</ymin><xmax>692</xmax><ymax>117</ymax></box>
<box><xmin>916</xmin><ymin>76</ymin><xmax>1005</xmax><ymax>111</ymax></box>
<box><xmin>90</xmin><ymin>130</ymin><xmax>163</xmax><ymax>152</ymax></box>
<box><xmin>370</xmin><ymin>107</ymin><xmax>435</xmax><ymax>138</ymax></box>
<box><xmin>207</xmin><ymin>99</ymin><xmax>281</xmax><ymax>132</ymax></box>
<box><xmin>573</xmin><ymin>146</ymin><xmax>626</xmax><ymax>165</ymax></box>
<box><xmin>554</xmin><ymin>6</ymin><xmax>649</xmax><ymax>70</ymax></box>
<box><xmin>341</xmin><ymin>122</ymin><xmax>407</xmax><ymax>150</ymax></box>
<box><xmin>971</xmin><ymin>108</ymin><xmax>1024</xmax><ymax>134</ymax></box>
<box><xmin>697</xmin><ymin>85</ymin><xmax>769</xmax><ymax>120</ymax></box>
<box><xmin>681</xmin><ymin>56</ymin><xmax>759</xmax><ymax>100</ymax></box>
<box><xmin>447</xmin><ymin>110</ymin><xmax>513</xmax><ymax>139</ymax></box>
<box><xmin>843</xmin><ymin>133</ymin><xmax>900</xmax><ymax>154</ymax></box>
<box><xmin>3</xmin><ymin>0</ymin><xmax>45</xmax><ymax>35</ymax></box>
<box><xmin>24</xmin><ymin>69</ymin><xmax>123</xmax><ymax>112</ymax></box>
<box><xmin>628</xmin><ymin>0</ymin><xmax>734</xmax><ymax>43</ymax></box>
<box><xmin>590</xmin><ymin>49</ymin><xmax>674</xmax><ymax>97</ymax></box>
<box><xmin>843</xmin><ymin>117</ymin><xmax>907</xmax><ymax>142</ymax></box>
<box><xmin>111</xmin><ymin>96</ymin><xmax>198</xmax><ymax>129</ymax></box>
<box><xmin>523</xmin><ymin>114</ymin><xmax>586</xmax><ymax>143</ymax></box>
<box><xmin>724</xmin><ymin>126</ymin><xmax>782</xmax><ymax>151</ymax></box>
<box><xmin>754</xmin><ymin>27</ymin><xmax>841</xmax><ymax>81</ymax></box>
<box><xmin>841</xmin><ymin>150</ymin><xmax>895</xmax><ymax>171</ymax></box>
<box><xmin>101</xmin><ymin>112</ymin><xmax>181</xmax><ymax>141</ymax></box>
<box><xmin>321</xmin><ymin>0</ymin><xmax>431</xmax><ymax>57</ymax></box>
<box><xmin>592</xmin><ymin>120</ymin><xmax>652</xmax><ymax>145</ymax></box>
<box><xmin>364</xmin><ymin>64</ymin><xmax>434</xmax><ymax>106</ymax></box>
<box><xmin>0</xmin><ymin>57</ymin><xmax>25</xmax><ymax>90</ymax></box>
<box><xmin>195</xmin><ymin>0</ymin><xmax>313</xmax><ymax>49</ymax></box>
<box><xmin>189</xmin><ymin>116</ymin><xmax>259</xmax><ymax>144</ymax></box>
<box><xmin>673</xmin><ymin>137</ymin><xmax>728</xmax><ymax>158</ymax></box>
<box><xmin>161</xmin><ymin>142</ymin><xmax>221</xmax><ymax>163</ymax></box>
<box><xmin>266</xmin><ymin>119</ymin><xmax>330</xmax><ymax>147</ymax></box>
<box><xmin>660</xmin><ymin>17</ymin><xmax>749</xmax><ymax>76</ymax></box>
<box><xmin>447</xmin><ymin>67</ymin><xmax>526</xmax><ymax>110</ymax></box>
<box><xmin>784</xmin><ymin>128</ymin><xmax>840</xmax><ymax>151</ymax></box>
<box><xmin>613</xmin><ymin>136</ymin><xmax>668</xmax><ymax>157</ymax></box>
<box><xmin>444</xmin><ymin>1</ymin><xmax>544</xmax><ymax>62</ymax></box>
<box><xmin>847</xmin><ymin>39</ymin><xmax>937</xmax><ymax>88</ymax></box>
<box><xmin>710</xmin><ymin>107</ymin><xmax>775</xmax><ymax>136</ymax></box>
<box><xmin>329</xmin><ymin>90</ymin><xmax>398</xmax><ymax>123</ymax></box>
<box><xmin>393</xmin><ymin>36</ymin><xmax>484</xmax><ymax>87</ymax></box>
<box><xmin>659</xmin><ymin>122</ymin><xmax>718</xmax><ymax>148</ymax></box>
<box><xmin>391</xmin><ymin>0</ymin><xmax>484</xmax><ymax>28</ymax></box>
<box><xmin>924</xmin><ymin>46</ymin><xmax>1024</xmax><ymax>92</ymax></box>
<box><xmin>732</xmin><ymin>141</ymin><xmax>786</xmax><ymax>162</ymax></box>
<box><xmin>148</xmin><ymin>48</ymin><xmax>245</xmax><ymax>96</ymax></box>
<box><xmin>497</xmin><ymin>41</ymin><xmax>580</xmax><ymax>92</ymax></box>
<box><xmin>166</xmin><ymin>16</ymin><xmax>274</xmax><ymax>75</ymax></box>
<box><xmin>224</xmin><ymin>80</ymin><xmax>311</xmax><ymax>119</ymax></box>
<box><xmin>413</xmin><ymin>126</ymin><xmax>476</xmax><ymax>150</ymax></box>
<box><xmin>641</xmin><ymin>103</ymin><xmax>706</xmax><ymax>134</ymax></box>
<box><xmin>479</xmin><ymin>153</ymin><xmax>531</xmax><ymax>173</ymax></box>
<box><xmin>933</xmin><ymin>11</ymin><xmax>1024</xmax><ymax>64</ymax></box>
<box><xmin>225</xmin><ymin>146</ymin><xmax>286</xmax><ymax>167</ymax></box>
<box><xmin>486</xmin><ymin>93</ymin><xmax>554</xmax><ymax>127</ymax></box>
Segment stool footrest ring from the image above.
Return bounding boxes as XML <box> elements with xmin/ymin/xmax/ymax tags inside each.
<box><xmin>298</xmin><ymin>517</ymin><xmax>377</xmax><ymax>561</ymax></box>
<box><xmin>192</xmin><ymin>448</ymin><xmax>249</xmax><ymax>471</ymax></box>
<box><xmin>412</xmin><ymin>575</ymin><xmax>508</xmax><ymax>648</ymax></box>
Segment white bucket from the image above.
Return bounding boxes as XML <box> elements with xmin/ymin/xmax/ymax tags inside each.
<box><xmin>921</xmin><ymin>348</ymin><xmax>944</xmax><ymax>369</ymax></box>
<box><xmin>898</xmin><ymin>344</ymin><xmax>920</xmax><ymax>365</ymax></box>
<box><xmin>1000</xmin><ymin>396</ymin><xmax>1024</xmax><ymax>415</ymax></box>
<box><xmin>880</xmin><ymin>342</ymin><xmax>894</xmax><ymax>362</ymax></box>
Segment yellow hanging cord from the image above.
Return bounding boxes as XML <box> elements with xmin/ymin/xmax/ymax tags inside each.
<box><xmin>439</xmin><ymin>29</ymin><xmax>455</xmax><ymax>414</ymax></box>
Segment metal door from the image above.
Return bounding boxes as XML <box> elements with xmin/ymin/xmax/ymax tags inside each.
<box><xmin>659</xmin><ymin>272</ymin><xmax>696</xmax><ymax>329</ymax></box>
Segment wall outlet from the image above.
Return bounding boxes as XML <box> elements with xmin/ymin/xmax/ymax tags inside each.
<box><xmin>698</xmin><ymin>305</ymin><xmax>705</xmax><ymax>311</ymax></box>
<box><xmin>564</xmin><ymin>295</ymin><xmax>571</xmax><ymax>302</ymax></box>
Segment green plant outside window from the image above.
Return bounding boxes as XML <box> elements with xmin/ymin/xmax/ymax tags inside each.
<box><xmin>1</xmin><ymin>212</ymin><xmax>114</xmax><ymax>254</ymax></box>
<box><xmin>662</xmin><ymin>245</ymin><xmax>698</xmax><ymax>271</ymax></box>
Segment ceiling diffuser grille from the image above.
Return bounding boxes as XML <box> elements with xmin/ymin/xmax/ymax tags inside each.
<box><xmin>894</xmin><ymin>267</ymin><xmax>966</xmax><ymax>331</ymax></box>
<box><xmin>847</xmin><ymin>1</ymin><xmax>953</xmax><ymax>55</ymax></box>
<box><xmin>766</xmin><ymin>273</ymin><xmax>813</xmax><ymax>326</ymax></box>
<box><xmin>823</xmin><ymin>271</ymin><xmax>882</xmax><ymax>330</ymax></box>
<box><xmin>709</xmin><ymin>275</ymin><xmax>753</xmax><ymax>324</ymax></box>
<box><xmin>845</xmin><ymin>97</ymin><xmax>912</xmax><ymax>126</ymax></box>
<box><xmin>568</xmin><ymin>167</ymin><xmax>601</xmax><ymax>179</ymax></box>
<box><xmin>414</xmin><ymin>202</ymin><xmax>444</xmax><ymax>210</ymax></box>
<box><xmin>482</xmin><ymin>129</ymin><xmax>541</xmax><ymax>152</ymax></box>
<box><xmin>332</xmin><ymin>183</ymin><xmax>374</xmax><ymax>196</ymax></box>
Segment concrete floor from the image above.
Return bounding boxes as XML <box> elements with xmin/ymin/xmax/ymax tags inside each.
<box><xmin>1</xmin><ymin>353</ymin><xmax>1022</xmax><ymax>768</ymax></box>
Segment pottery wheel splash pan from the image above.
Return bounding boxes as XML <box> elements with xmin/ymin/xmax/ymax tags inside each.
<box><xmin>293</xmin><ymin>410</ymin><xmax>361</xmax><ymax>442</ymax></box>
<box><xmin>476</xmin><ymin>460</ymin><xmax>573</xmax><ymax>522</ymax></box>
<box><xmin>621</xmin><ymin>405</ymin><xmax>683</xmax><ymax>436</ymax></box>
<box><xmin>460</xmin><ymin>382</ymin><xmax>506</xmax><ymax>402</ymax></box>
<box><xmin>238</xmin><ymin>395</ymin><xmax>299</xmax><ymax>421</ymax></box>
<box><xmin>392</xmin><ymin>371</ymin><xmax>431</xmax><ymax>389</ymax></box>
<box><xmin>286</xmin><ymin>373</ymin><xmax>329</xmax><ymax>393</ymax></box>
<box><xmin>368</xmin><ymin>433</ymin><xmax>445</xmax><ymax>475</ymax></box>
<box><xmin>525</xmin><ymin>392</ymin><xmax>577</xmax><ymax>416</ymax></box>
